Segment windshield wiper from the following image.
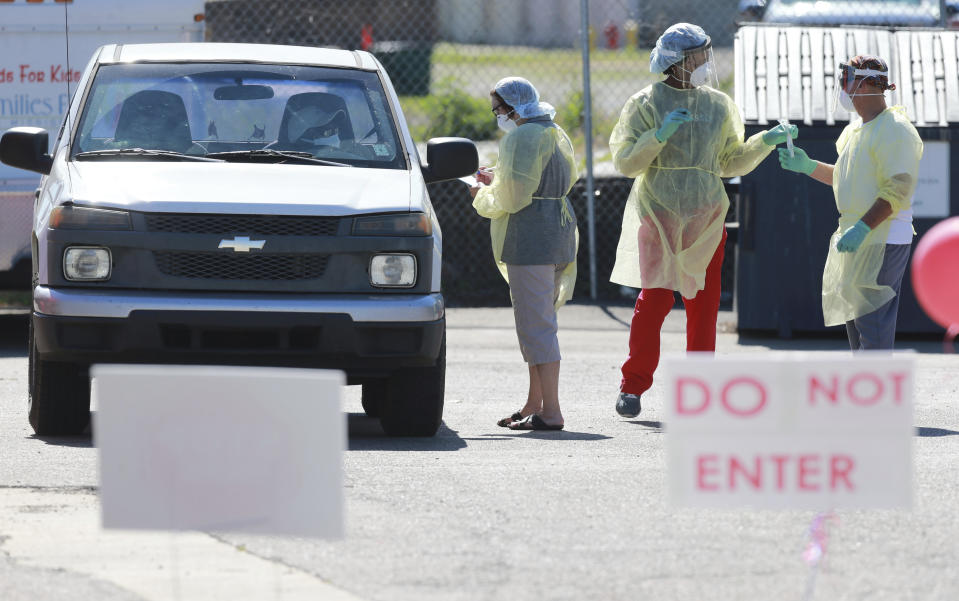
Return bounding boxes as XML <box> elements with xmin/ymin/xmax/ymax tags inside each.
<box><xmin>203</xmin><ymin>149</ymin><xmax>352</xmax><ymax>167</ymax></box>
<box><xmin>74</xmin><ymin>148</ymin><xmax>224</xmax><ymax>162</ymax></box>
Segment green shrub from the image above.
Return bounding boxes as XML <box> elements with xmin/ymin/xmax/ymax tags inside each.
<box><xmin>556</xmin><ymin>91</ymin><xmax>585</xmax><ymax>134</ymax></box>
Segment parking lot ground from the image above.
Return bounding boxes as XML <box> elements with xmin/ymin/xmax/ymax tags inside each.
<box><xmin>1</xmin><ymin>305</ymin><xmax>957</xmax><ymax>601</ymax></box>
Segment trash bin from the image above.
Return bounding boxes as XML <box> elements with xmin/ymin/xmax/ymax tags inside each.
<box><xmin>371</xmin><ymin>41</ymin><xmax>433</xmax><ymax>96</ymax></box>
<box><xmin>733</xmin><ymin>25</ymin><xmax>959</xmax><ymax>337</ymax></box>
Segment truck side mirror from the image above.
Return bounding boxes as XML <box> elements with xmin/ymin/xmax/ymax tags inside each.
<box><xmin>421</xmin><ymin>137</ymin><xmax>478</xmax><ymax>184</ymax></box>
<box><xmin>0</xmin><ymin>127</ymin><xmax>53</xmax><ymax>175</ymax></box>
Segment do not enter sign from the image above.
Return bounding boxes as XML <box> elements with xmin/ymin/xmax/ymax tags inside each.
<box><xmin>663</xmin><ymin>353</ymin><xmax>914</xmax><ymax>510</ymax></box>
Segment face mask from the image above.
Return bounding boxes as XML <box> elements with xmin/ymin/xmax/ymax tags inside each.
<box><xmin>837</xmin><ymin>88</ymin><xmax>884</xmax><ymax>114</ymax></box>
<box><xmin>301</xmin><ymin>133</ymin><xmax>339</xmax><ymax>146</ymax></box>
<box><xmin>838</xmin><ymin>89</ymin><xmax>856</xmax><ymax>112</ymax></box>
<box><xmin>497</xmin><ymin>113</ymin><xmax>517</xmax><ymax>133</ymax></box>
<box><xmin>689</xmin><ymin>62</ymin><xmax>715</xmax><ymax>88</ymax></box>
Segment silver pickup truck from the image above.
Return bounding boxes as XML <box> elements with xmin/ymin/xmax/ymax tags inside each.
<box><xmin>0</xmin><ymin>42</ymin><xmax>477</xmax><ymax>437</ymax></box>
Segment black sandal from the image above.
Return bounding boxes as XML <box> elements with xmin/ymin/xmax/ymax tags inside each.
<box><xmin>507</xmin><ymin>414</ymin><xmax>564</xmax><ymax>431</ymax></box>
<box><xmin>497</xmin><ymin>411</ymin><xmax>523</xmax><ymax>428</ymax></box>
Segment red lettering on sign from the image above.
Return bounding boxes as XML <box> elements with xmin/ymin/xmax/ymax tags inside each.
<box><xmin>694</xmin><ymin>453</ymin><xmax>857</xmax><ymax>493</ymax></box>
<box><xmin>49</xmin><ymin>64</ymin><xmax>81</xmax><ymax>84</ymax></box>
<box><xmin>770</xmin><ymin>454</ymin><xmax>789</xmax><ymax>490</ymax></box>
<box><xmin>808</xmin><ymin>372</ymin><xmax>909</xmax><ymax>407</ymax></box>
<box><xmin>720</xmin><ymin>377</ymin><xmax>767</xmax><ymax>417</ymax></box>
<box><xmin>830</xmin><ymin>455</ymin><xmax>855</xmax><ymax>490</ymax></box>
<box><xmin>809</xmin><ymin>375</ymin><xmax>839</xmax><ymax>405</ymax></box>
<box><xmin>798</xmin><ymin>454</ymin><xmax>820</xmax><ymax>490</ymax></box>
<box><xmin>847</xmin><ymin>373</ymin><xmax>883</xmax><ymax>406</ymax></box>
<box><xmin>676</xmin><ymin>376</ymin><xmax>768</xmax><ymax>417</ymax></box>
<box><xmin>19</xmin><ymin>64</ymin><xmax>45</xmax><ymax>83</ymax></box>
<box><xmin>676</xmin><ymin>377</ymin><xmax>709</xmax><ymax>415</ymax></box>
<box><xmin>729</xmin><ymin>455</ymin><xmax>761</xmax><ymax>490</ymax></box>
<box><xmin>889</xmin><ymin>372</ymin><xmax>908</xmax><ymax>405</ymax></box>
<box><xmin>696</xmin><ymin>454</ymin><xmax>720</xmax><ymax>491</ymax></box>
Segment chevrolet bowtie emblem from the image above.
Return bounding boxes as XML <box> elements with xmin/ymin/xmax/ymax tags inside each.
<box><xmin>218</xmin><ymin>236</ymin><xmax>266</xmax><ymax>252</ymax></box>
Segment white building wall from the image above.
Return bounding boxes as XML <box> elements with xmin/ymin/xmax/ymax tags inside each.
<box><xmin>437</xmin><ymin>0</ymin><xmax>642</xmax><ymax>48</ymax></box>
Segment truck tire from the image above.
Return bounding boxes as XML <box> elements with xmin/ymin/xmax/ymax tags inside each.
<box><xmin>28</xmin><ymin>319</ymin><xmax>90</xmax><ymax>436</ymax></box>
<box><xmin>380</xmin><ymin>333</ymin><xmax>445</xmax><ymax>437</ymax></box>
<box><xmin>361</xmin><ymin>381</ymin><xmax>386</xmax><ymax>418</ymax></box>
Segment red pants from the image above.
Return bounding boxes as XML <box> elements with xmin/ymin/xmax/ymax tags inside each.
<box><xmin>620</xmin><ymin>228</ymin><xmax>727</xmax><ymax>395</ymax></box>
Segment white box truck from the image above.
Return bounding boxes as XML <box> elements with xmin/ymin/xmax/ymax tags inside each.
<box><xmin>0</xmin><ymin>0</ymin><xmax>205</xmax><ymax>284</ymax></box>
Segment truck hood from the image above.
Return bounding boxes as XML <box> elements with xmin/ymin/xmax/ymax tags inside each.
<box><xmin>65</xmin><ymin>162</ymin><xmax>416</xmax><ymax>216</ymax></box>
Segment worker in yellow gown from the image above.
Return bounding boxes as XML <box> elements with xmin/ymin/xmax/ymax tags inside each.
<box><xmin>470</xmin><ymin>77</ymin><xmax>578</xmax><ymax>430</ymax></box>
<box><xmin>610</xmin><ymin>22</ymin><xmax>796</xmax><ymax>418</ymax></box>
<box><xmin>778</xmin><ymin>55</ymin><xmax>923</xmax><ymax>350</ymax></box>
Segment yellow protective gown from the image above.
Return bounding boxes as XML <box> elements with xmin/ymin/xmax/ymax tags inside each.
<box><xmin>472</xmin><ymin>121</ymin><xmax>579</xmax><ymax>310</ymax></box>
<box><xmin>610</xmin><ymin>82</ymin><xmax>774</xmax><ymax>298</ymax></box>
<box><xmin>821</xmin><ymin>105</ymin><xmax>923</xmax><ymax>326</ymax></box>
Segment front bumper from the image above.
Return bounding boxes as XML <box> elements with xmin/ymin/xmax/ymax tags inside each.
<box><xmin>34</xmin><ymin>286</ymin><xmax>444</xmax><ymax>321</ymax></box>
<box><xmin>32</xmin><ymin>287</ymin><xmax>445</xmax><ymax>379</ymax></box>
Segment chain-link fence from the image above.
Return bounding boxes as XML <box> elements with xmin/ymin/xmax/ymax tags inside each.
<box><xmin>203</xmin><ymin>0</ymin><xmax>948</xmax><ymax>307</ymax></box>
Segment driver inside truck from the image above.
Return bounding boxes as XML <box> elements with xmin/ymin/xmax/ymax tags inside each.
<box><xmin>275</xmin><ymin>92</ymin><xmax>354</xmax><ymax>152</ymax></box>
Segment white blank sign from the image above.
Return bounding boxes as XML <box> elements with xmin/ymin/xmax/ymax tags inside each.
<box><xmin>92</xmin><ymin>364</ymin><xmax>345</xmax><ymax>537</ymax></box>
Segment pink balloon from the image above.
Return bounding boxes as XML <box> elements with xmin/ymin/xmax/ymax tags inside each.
<box><xmin>911</xmin><ymin>216</ymin><xmax>959</xmax><ymax>329</ymax></box>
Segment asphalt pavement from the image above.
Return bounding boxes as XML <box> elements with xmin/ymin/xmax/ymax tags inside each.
<box><xmin>0</xmin><ymin>305</ymin><xmax>957</xmax><ymax>601</ymax></box>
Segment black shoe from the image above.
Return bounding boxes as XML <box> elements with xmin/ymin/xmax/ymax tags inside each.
<box><xmin>616</xmin><ymin>392</ymin><xmax>641</xmax><ymax>418</ymax></box>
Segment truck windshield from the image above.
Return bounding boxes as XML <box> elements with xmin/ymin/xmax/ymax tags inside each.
<box><xmin>71</xmin><ymin>62</ymin><xmax>406</xmax><ymax>169</ymax></box>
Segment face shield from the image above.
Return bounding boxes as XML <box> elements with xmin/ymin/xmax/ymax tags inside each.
<box><xmin>832</xmin><ymin>63</ymin><xmax>889</xmax><ymax>114</ymax></box>
<box><xmin>287</xmin><ymin>105</ymin><xmax>345</xmax><ymax>146</ymax></box>
<box><xmin>669</xmin><ymin>43</ymin><xmax>718</xmax><ymax>89</ymax></box>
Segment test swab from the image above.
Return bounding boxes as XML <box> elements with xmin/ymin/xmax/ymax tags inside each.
<box><xmin>778</xmin><ymin>118</ymin><xmax>794</xmax><ymax>158</ymax></box>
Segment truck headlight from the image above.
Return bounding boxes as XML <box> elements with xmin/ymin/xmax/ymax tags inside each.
<box><xmin>353</xmin><ymin>213</ymin><xmax>430</xmax><ymax>236</ymax></box>
<box><xmin>63</xmin><ymin>247</ymin><xmax>111</xmax><ymax>281</ymax></box>
<box><xmin>50</xmin><ymin>206</ymin><xmax>132</xmax><ymax>230</ymax></box>
<box><xmin>370</xmin><ymin>254</ymin><xmax>416</xmax><ymax>288</ymax></box>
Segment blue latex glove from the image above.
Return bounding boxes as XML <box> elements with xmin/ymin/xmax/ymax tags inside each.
<box><xmin>837</xmin><ymin>220</ymin><xmax>872</xmax><ymax>253</ymax></box>
<box><xmin>778</xmin><ymin>147</ymin><xmax>817</xmax><ymax>175</ymax></box>
<box><xmin>655</xmin><ymin>108</ymin><xmax>692</xmax><ymax>143</ymax></box>
<box><xmin>762</xmin><ymin>123</ymin><xmax>799</xmax><ymax>146</ymax></box>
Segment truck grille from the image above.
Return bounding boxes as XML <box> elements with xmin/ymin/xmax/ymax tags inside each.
<box><xmin>154</xmin><ymin>252</ymin><xmax>328</xmax><ymax>280</ymax></box>
<box><xmin>145</xmin><ymin>214</ymin><xmax>340</xmax><ymax>236</ymax></box>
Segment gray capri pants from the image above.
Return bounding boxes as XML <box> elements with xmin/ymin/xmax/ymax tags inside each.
<box><xmin>845</xmin><ymin>243</ymin><xmax>912</xmax><ymax>351</ymax></box>
<box><xmin>506</xmin><ymin>263</ymin><xmax>564</xmax><ymax>365</ymax></box>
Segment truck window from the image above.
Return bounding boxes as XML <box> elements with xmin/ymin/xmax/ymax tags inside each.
<box><xmin>72</xmin><ymin>62</ymin><xmax>405</xmax><ymax>169</ymax></box>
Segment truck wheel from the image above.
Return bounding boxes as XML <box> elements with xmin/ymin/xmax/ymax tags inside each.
<box><xmin>28</xmin><ymin>318</ymin><xmax>90</xmax><ymax>436</ymax></box>
<box><xmin>380</xmin><ymin>333</ymin><xmax>445</xmax><ymax>437</ymax></box>
<box><xmin>361</xmin><ymin>381</ymin><xmax>386</xmax><ymax>418</ymax></box>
